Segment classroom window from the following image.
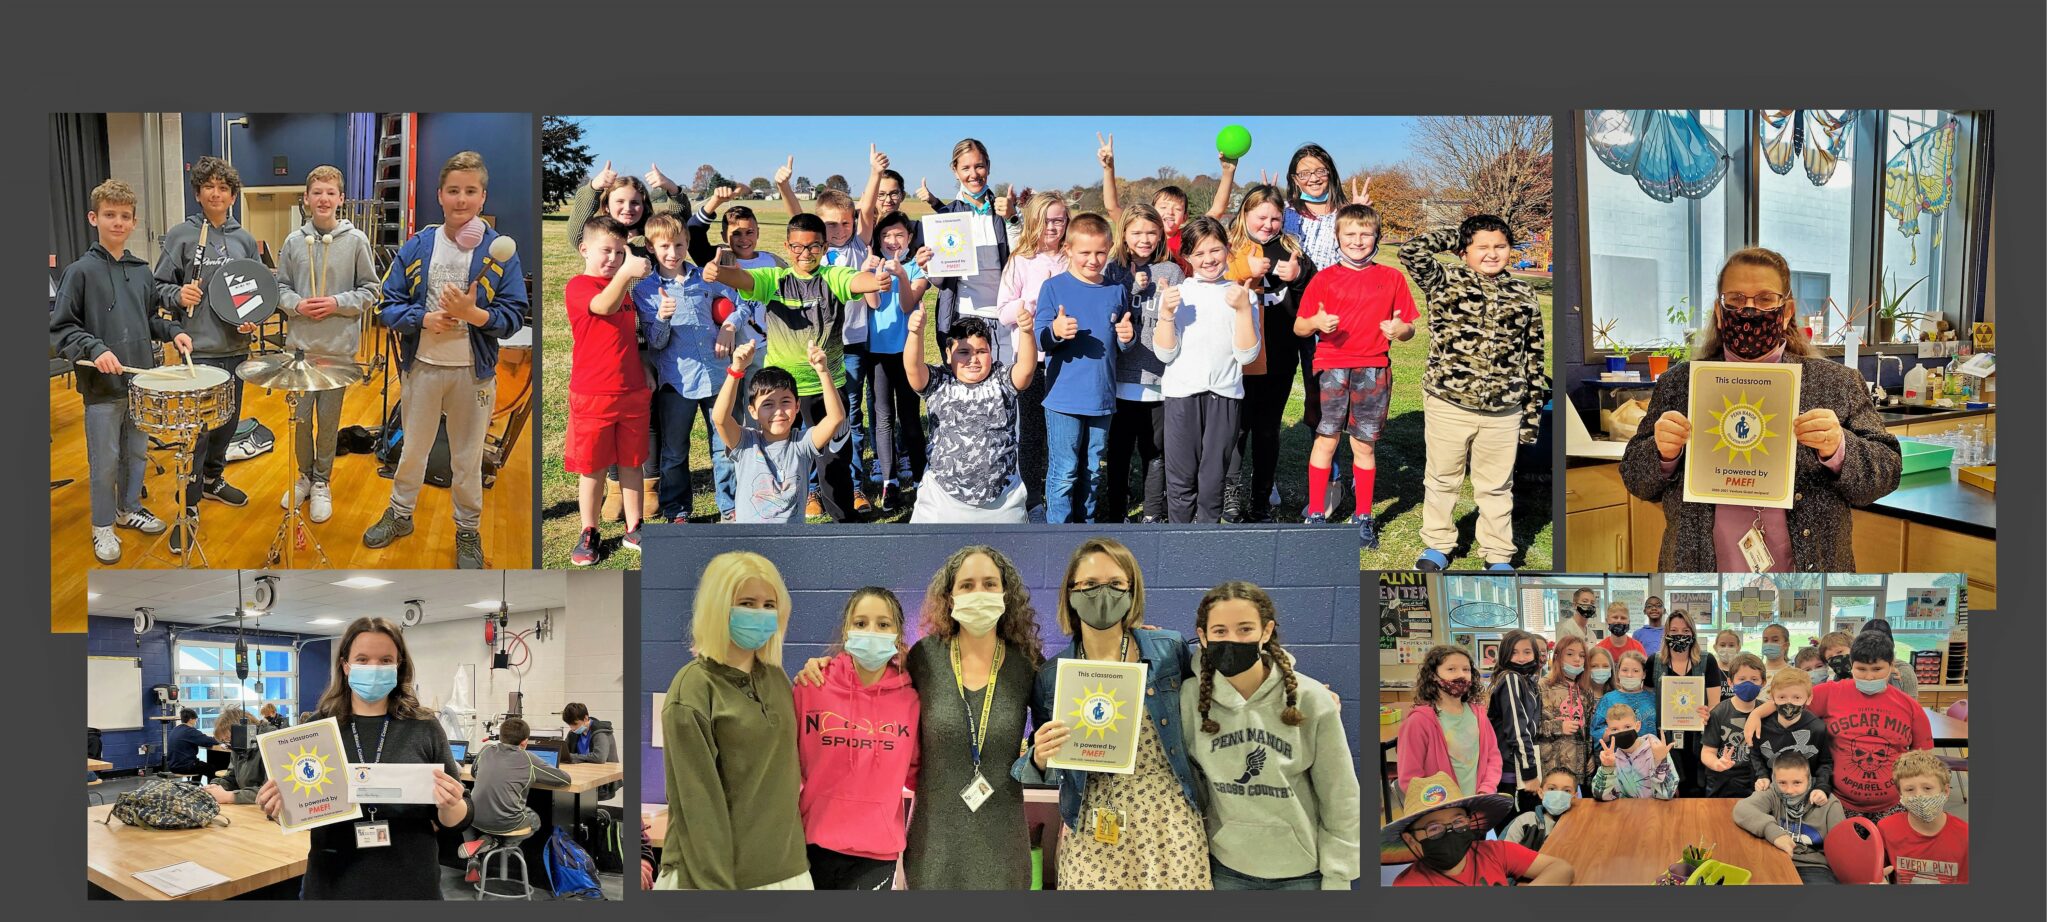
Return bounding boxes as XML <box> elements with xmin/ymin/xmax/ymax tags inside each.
<box><xmin>1584</xmin><ymin>109</ymin><xmax>1731</xmax><ymax>350</ymax></box>
<box><xmin>173</xmin><ymin>640</ymin><xmax>297</xmax><ymax>734</ymax></box>
<box><xmin>1756</xmin><ymin>127</ymin><xmax>1857</xmax><ymax>337</ymax></box>
<box><xmin>1878</xmin><ymin>110</ymin><xmax>1975</xmax><ymax>343</ymax></box>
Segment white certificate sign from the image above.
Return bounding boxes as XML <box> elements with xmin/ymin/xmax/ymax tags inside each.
<box><xmin>1682</xmin><ymin>361</ymin><xmax>1803</xmax><ymax>509</ymax></box>
<box><xmin>921</xmin><ymin>212</ymin><xmax>980</xmax><ymax>279</ymax></box>
<box><xmin>257</xmin><ymin>717</ymin><xmax>362</xmax><ymax>834</ymax></box>
<box><xmin>1661</xmin><ymin>676</ymin><xmax>1708</xmax><ymax>732</ymax></box>
<box><xmin>347</xmin><ymin>762</ymin><xmax>441</xmax><ymax>804</ymax></box>
<box><xmin>1045</xmin><ymin>658</ymin><xmax>1149</xmax><ymax>774</ymax></box>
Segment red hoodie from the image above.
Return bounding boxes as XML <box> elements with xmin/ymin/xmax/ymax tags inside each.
<box><xmin>792</xmin><ymin>652</ymin><xmax>922</xmax><ymax>860</ymax></box>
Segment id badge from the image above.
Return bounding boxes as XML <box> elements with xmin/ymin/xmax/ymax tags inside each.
<box><xmin>959</xmin><ymin>770</ymin><xmax>994</xmax><ymax>813</ymax></box>
<box><xmin>1738</xmin><ymin>524</ymin><xmax>1775</xmax><ymax>573</ymax></box>
<box><xmin>1090</xmin><ymin>808</ymin><xmax>1124</xmax><ymax>846</ymax></box>
<box><xmin>354</xmin><ymin>819</ymin><xmax>392</xmax><ymax>849</ymax></box>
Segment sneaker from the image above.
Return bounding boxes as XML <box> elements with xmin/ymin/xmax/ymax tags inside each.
<box><xmin>91</xmin><ymin>525</ymin><xmax>121</xmax><ymax>563</ymax></box>
<box><xmin>721</xmin><ymin>509</ymin><xmax>736</xmax><ymax>524</ymax></box>
<box><xmin>170</xmin><ymin>510</ymin><xmax>198</xmax><ymax>555</ymax></box>
<box><xmin>870</xmin><ymin>459</ymin><xmax>887</xmax><ymax>483</ymax></box>
<box><xmin>1301</xmin><ymin>512</ymin><xmax>1329</xmax><ymax>525</ymax></box>
<box><xmin>570</xmin><ymin>527</ymin><xmax>599</xmax><ymax>566</ymax></box>
<box><xmin>852</xmin><ymin>488</ymin><xmax>873</xmax><ymax>515</ymax></box>
<box><xmin>1221</xmin><ymin>482</ymin><xmax>1244</xmax><ymax>524</ymax></box>
<box><xmin>877</xmin><ymin>481</ymin><xmax>899</xmax><ymax>512</ymax></box>
<box><xmin>459</xmin><ymin>839</ymin><xmax>487</xmax><ymax>859</ymax></box>
<box><xmin>620</xmin><ymin>526</ymin><xmax>642</xmax><ymax>552</ymax></box>
<box><xmin>362</xmin><ymin>508</ymin><xmax>413</xmax><ymax>548</ymax></box>
<box><xmin>1027</xmin><ymin>504</ymin><xmax>1048</xmax><ymax>524</ymax></box>
<box><xmin>1140</xmin><ymin>515</ymin><xmax>1162</xmax><ymax>524</ymax></box>
<box><xmin>203</xmin><ymin>478</ymin><xmax>248</xmax><ymax>507</ymax></box>
<box><xmin>280</xmin><ymin>477</ymin><xmax>309</xmax><ymax>510</ymax></box>
<box><xmin>895</xmin><ymin>457</ymin><xmax>913</xmax><ymax>481</ymax></box>
<box><xmin>1487</xmin><ymin>562</ymin><xmax>1517</xmax><ymax>572</ymax></box>
<box><xmin>1353</xmin><ymin>512</ymin><xmax>1379</xmax><ymax>549</ymax></box>
<box><xmin>115</xmin><ymin>508</ymin><xmax>167</xmax><ymax>535</ymax></box>
<box><xmin>1243</xmin><ymin>500</ymin><xmax>1274</xmax><ymax>523</ymax></box>
<box><xmin>1416</xmin><ymin>548</ymin><xmax>1450</xmax><ymax>571</ymax></box>
<box><xmin>464</xmin><ymin>862</ymin><xmax>481</xmax><ymax>885</ymax></box>
<box><xmin>455</xmin><ymin>528</ymin><xmax>485</xmax><ymax>569</ymax></box>
<box><xmin>806</xmin><ymin>494</ymin><xmax>824</xmax><ymax>518</ymax></box>
<box><xmin>309</xmin><ymin>482</ymin><xmax>332</xmax><ymax>523</ymax></box>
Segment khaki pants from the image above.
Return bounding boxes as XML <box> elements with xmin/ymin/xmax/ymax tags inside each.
<box><xmin>387</xmin><ymin>363</ymin><xmax>494</xmax><ymax>529</ymax></box>
<box><xmin>1421</xmin><ymin>392</ymin><xmax>1519</xmax><ymax>563</ymax></box>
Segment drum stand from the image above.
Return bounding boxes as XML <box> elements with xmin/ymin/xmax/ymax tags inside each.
<box><xmin>139</xmin><ymin>433</ymin><xmax>208</xmax><ymax>569</ymax></box>
<box><xmin>268</xmin><ymin>389</ymin><xmax>332</xmax><ymax>568</ymax></box>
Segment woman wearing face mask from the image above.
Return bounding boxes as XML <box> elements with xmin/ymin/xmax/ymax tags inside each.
<box><xmin>1622</xmin><ymin>247</ymin><xmax>1902</xmax><ymax>572</ymax></box>
<box><xmin>256</xmin><ymin>617</ymin><xmax>470</xmax><ymax>900</ymax></box>
<box><xmin>1397</xmin><ymin>645</ymin><xmax>1500</xmax><ymax>797</ymax></box>
<box><xmin>1485</xmin><ymin>630</ymin><xmax>1545</xmax><ymax>818</ymax></box>
<box><xmin>1182</xmin><ymin>581</ymin><xmax>1358</xmax><ymax>890</ymax></box>
<box><xmin>1535</xmin><ymin>636</ymin><xmax>1597</xmax><ymax>800</ymax></box>
<box><xmin>1017</xmin><ymin>538</ymin><xmax>1207</xmax><ymax>889</ymax></box>
<box><xmin>790</xmin><ymin>587</ymin><xmax>921</xmax><ymax>890</ymax></box>
<box><xmin>658</xmin><ymin>552</ymin><xmax>809</xmax><ymax>889</ymax></box>
<box><xmin>1647</xmin><ymin>612</ymin><xmax>1722</xmax><ymax>795</ymax></box>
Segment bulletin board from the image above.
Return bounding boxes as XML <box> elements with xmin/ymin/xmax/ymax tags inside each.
<box><xmin>87</xmin><ymin>656</ymin><xmax>144</xmax><ymax>730</ymax></box>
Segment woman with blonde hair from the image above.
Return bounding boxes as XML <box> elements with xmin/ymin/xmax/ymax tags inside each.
<box><xmin>658</xmin><ymin>551</ymin><xmax>810</xmax><ymax>889</ymax></box>
<box><xmin>1621</xmin><ymin>246</ymin><xmax>1901</xmax><ymax>571</ymax></box>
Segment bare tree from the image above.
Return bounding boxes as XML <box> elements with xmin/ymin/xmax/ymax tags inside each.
<box><xmin>1412</xmin><ymin>115</ymin><xmax>1553</xmax><ymax>238</ymax></box>
<box><xmin>1351</xmin><ymin>164</ymin><xmax>1433</xmax><ymax>242</ymax></box>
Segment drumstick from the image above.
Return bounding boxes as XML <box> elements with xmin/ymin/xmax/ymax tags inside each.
<box><xmin>77</xmin><ymin>359</ymin><xmax>185</xmax><ymax>378</ymax></box>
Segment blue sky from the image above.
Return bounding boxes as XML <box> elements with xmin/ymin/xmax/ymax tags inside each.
<box><xmin>561</xmin><ymin>115</ymin><xmax>1420</xmax><ymax>192</ymax></box>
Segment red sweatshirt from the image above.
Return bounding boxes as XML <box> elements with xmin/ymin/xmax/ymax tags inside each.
<box><xmin>1808</xmin><ymin>680</ymin><xmax>1931</xmax><ymax>814</ymax></box>
<box><xmin>1877</xmin><ymin>812</ymin><xmax>1968</xmax><ymax>883</ymax></box>
<box><xmin>791</xmin><ymin>652</ymin><xmax>921</xmax><ymax>860</ymax></box>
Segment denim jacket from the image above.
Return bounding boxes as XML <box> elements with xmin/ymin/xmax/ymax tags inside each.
<box><xmin>1012</xmin><ymin>628</ymin><xmax>1200</xmax><ymax>829</ymax></box>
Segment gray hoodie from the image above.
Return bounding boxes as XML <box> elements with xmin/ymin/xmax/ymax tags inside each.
<box><xmin>471</xmin><ymin>741</ymin><xmax>570</xmax><ymax>836</ymax></box>
<box><xmin>1180</xmin><ymin>653</ymin><xmax>1359</xmax><ymax>889</ymax></box>
<box><xmin>277</xmin><ymin>218</ymin><xmax>379</xmax><ymax>357</ymax></box>
<box><xmin>1732</xmin><ymin>787</ymin><xmax>1845</xmax><ymax>875</ymax></box>
<box><xmin>152</xmin><ymin>213</ymin><xmax>262</xmax><ymax>358</ymax></box>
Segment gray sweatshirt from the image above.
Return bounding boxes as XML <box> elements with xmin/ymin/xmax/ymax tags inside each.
<box><xmin>1732</xmin><ymin>787</ymin><xmax>1845</xmax><ymax>874</ymax></box>
<box><xmin>152</xmin><ymin>214</ymin><xmax>262</xmax><ymax>358</ymax></box>
<box><xmin>277</xmin><ymin>218</ymin><xmax>379</xmax><ymax>357</ymax></box>
<box><xmin>471</xmin><ymin>741</ymin><xmax>570</xmax><ymax>836</ymax></box>
<box><xmin>1181</xmin><ymin>654</ymin><xmax>1360</xmax><ymax>889</ymax></box>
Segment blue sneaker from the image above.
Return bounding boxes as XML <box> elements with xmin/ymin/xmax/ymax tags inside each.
<box><xmin>1415</xmin><ymin>548</ymin><xmax>1450</xmax><ymax>571</ymax></box>
<box><xmin>1352</xmin><ymin>512</ymin><xmax>1378</xmax><ymax>549</ymax></box>
<box><xmin>1487</xmin><ymin>561</ymin><xmax>1517</xmax><ymax>571</ymax></box>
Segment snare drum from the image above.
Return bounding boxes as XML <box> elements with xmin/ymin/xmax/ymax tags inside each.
<box><xmin>128</xmin><ymin>365</ymin><xmax>235</xmax><ymax>437</ymax></box>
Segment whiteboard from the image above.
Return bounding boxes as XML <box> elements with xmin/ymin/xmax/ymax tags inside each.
<box><xmin>88</xmin><ymin>656</ymin><xmax>145</xmax><ymax>730</ymax></box>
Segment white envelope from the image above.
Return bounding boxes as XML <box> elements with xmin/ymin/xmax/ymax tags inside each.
<box><xmin>346</xmin><ymin>762</ymin><xmax>442</xmax><ymax>804</ymax></box>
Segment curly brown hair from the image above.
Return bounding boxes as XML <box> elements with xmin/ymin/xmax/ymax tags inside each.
<box><xmin>312</xmin><ymin>617</ymin><xmax>429</xmax><ymax>721</ymax></box>
<box><xmin>920</xmin><ymin>546</ymin><xmax>1044</xmax><ymax>666</ymax></box>
<box><xmin>1416</xmin><ymin>644</ymin><xmax>1479</xmax><ymax>709</ymax></box>
<box><xmin>1193</xmin><ymin>581</ymin><xmax>1302</xmax><ymax>734</ymax></box>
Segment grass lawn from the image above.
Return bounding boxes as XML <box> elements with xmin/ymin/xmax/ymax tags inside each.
<box><xmin>541</xmin><ymin>201</ymin><xmax>1553</xmax><ymax>571</ymax></box>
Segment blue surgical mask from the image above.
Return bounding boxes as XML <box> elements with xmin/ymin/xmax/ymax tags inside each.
<box><xmin>348</xmin><ymin>664</ymin><xmax>398</xmax><ymax>703</ymax></box>
<box><xmin>1761</xmin><ymin>643</ymin><xmax>1784</xmax><ymax>659</ymax></box>
<box><xmin>1808</xmin><ymin>667</ymin><xmax>1832</xmax><ymax>685</ymax></box>
<box><xmin>844</xmin><ymin>630</ymin><xmax>898</xmax><ymax>671</ymax></box>
<box><xmin>729</xmin><ymin>607</ymin><xmax>779</xmax><ymax>651</ymax></box>
<box><xmin>1854</xmin><ymin>677</ymin><xmax>1888</xmax><ymax>695</ymax></box>
<box><xmin>1590</xmin><ymin>668</ymin><xmax>1612</xmax><ymax>684</ymax></box>
<box><xmin>1732</xmin><ymin>680</ymin><xmax>1762</xmax><ymax>702</ymax></box>
<box><xmin>1541</xmin><ymin>789</ymin><xmax>1574</xmax><ymax>816</ymax></box>
<box><xmin>1299</xmin><ymin>188</ymin><xmax>1331</xmax><ymax>203</ymax></box>
<box><xmin>1563</xmin><ymin>663</ymin><xmax>1584</xmax><ymax>678</ymax></box>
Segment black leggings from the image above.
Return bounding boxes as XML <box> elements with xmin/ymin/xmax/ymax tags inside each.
<box><xmin>801</xmin><ymin>393</ymin><xmax>856</xmax><ymax>521</ymax></box>
<box><xmin>807</xmin><ymin>844</ymin><xmax>895</xmax><ymax>890</ymax></box>
<box><xmin>868</xmin><ymin>351</ymin><xmax>928</xmax><ymax>484</ymax></box>
<box><xmin>1231</xmin><ymin>368</ymin><xmax>1293</xmax><ymax>514</ymax></box>
<box><xmin>1099</xmin><ymin>397</ymin><xmax>1165</xmax><ymax>523</ymax></box>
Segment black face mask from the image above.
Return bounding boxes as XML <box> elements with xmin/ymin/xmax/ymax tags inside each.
<box><xmin>1575</xmin><ymin>605</ymin><xmax>1595</xmax><ymax>618</ymax></box>
<box><xmin>1668</xmin><ymin>635</ymin><xmax>1695</xmax><ymax>652</ymax></box>
<box><xmin>1718</xmin><ymin>307</ymin><xmax>1787</xmax><ymax>359</ymax></box>
<box><xmin>1412</xmin><ymin>827</ymin><xmax>1477</xmax><ymax>872</ymax></box>
<box><xmin>1776</xmin><ymin>702</ymin><xmax>1803</xmax><ymax>720</ymax></box>
<box><xmin>1507</xmin><ymin>658</ymin><xmax>1541</xmax><ymax>676</ymax></box>
<box><xmin>1607</xmin><ymin>622</ymin><xmax>1629</xmax><ymax>637</ymax></box>
<box><xmin>1205</xmin><ymin>640</ymin><xmax>1263</xmax><ymax>678</ymax></box>
<box><xmin>1609</xmin><ymin>729</ymin><xmax>1639</xmax><ymax>750</ymax></box>
<box><xmin>1827</xmin><ymin>654</ymin><xmax>1852</xmax><ymax>679</ymax></box>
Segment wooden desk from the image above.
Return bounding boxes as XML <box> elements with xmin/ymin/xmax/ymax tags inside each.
<box><xmin>1539</xmin><ymin>798</ymin><xmax>1799</xmax><ymax>885</ymax></box>
<box><xmin>459</xmin><ymin>760</ymin><xmax>621</xmax><ymax>794</ymax></box>
<box><xmin>87</xmin><ymin>803</ymin><xmax>309</xmax><ymax>900</ymax></box>
<box><xmin>88</xmin><ymin>758</ymin><xmax>113</xmax><ymax>772</ymax></box>
<box><xmin>1925</xmin><ymin>707</ymin><xmax>1967</xmax><ymax>747</ymax></box>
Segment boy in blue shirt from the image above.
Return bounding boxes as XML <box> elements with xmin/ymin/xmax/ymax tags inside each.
<box><xmin>1034</xmin><ymin>213</ymin><xmax>1135</xmax><ymax>523</ymax></box>
<box><xmin>637</xmin><ymin>214</ymin><xmax>732</xmax><ymax>522</ymax></box>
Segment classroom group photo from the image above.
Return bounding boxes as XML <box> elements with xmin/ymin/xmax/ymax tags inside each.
<box><xmin>637</xmin><ymin>525</ymin><xmax>1363</xmax><ymax>890</ymax></box>
<box><xmin>47</xmin><ymin>112</ymin><xmax>540</xmax><ymax>630</ymax></box>
<box><xmin>537</xmin><ymin>115</ymin><xmax>1556</xmax><ymax>570</ymax></box>
<box><xmin>1377</xmin><ymin>571</ymin><xmax>1970</xmax><ymax>887</ymax></box>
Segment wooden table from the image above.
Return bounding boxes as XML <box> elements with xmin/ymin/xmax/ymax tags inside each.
<box><xmin>1924</xmin><ymin>707</ymin><xmax>1967</xmax><ymax>747</ymax></box>
<box><xmin>87</xmin><ymin>803</ymin><xmax>309</xmax><ymax>900</ymax></box>
<box><xmin>1538</xmin><ymin>798</ymin><xmax>1799</xmax><ymax>885</ymax></box>
<box><xmin>88</xmin><ymin>758</ymin><xmax>113</xmax><ymax>772</ymax></box>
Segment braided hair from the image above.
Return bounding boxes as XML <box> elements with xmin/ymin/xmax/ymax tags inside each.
<box><xmin>1193</xmin><ymin>581</ymin><xmax>1302</xmax><ymax>734</ymax></box>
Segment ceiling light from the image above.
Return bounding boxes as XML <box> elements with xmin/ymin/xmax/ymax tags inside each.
<box><xmin>466</xmin><ymin>600</ymin><xmax>502</xmax><ymax>611</ymax></box>
<box><xmin>308</xmin><ymin>618</ymin><xmax>343</xmax><ymax>626</ymax></box>
<box><xmin>332</xmin><ymin>576</ymin><xmax>394</xmax><ymax>590</ymax></box>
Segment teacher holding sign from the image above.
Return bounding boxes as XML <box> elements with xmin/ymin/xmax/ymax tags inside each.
<box><xmin>1620</xmin><ymin>247</ymin><xmax>1901</xmax><ymax>572</ymax></box>
<box><xmin>1016</xmin><ymin>537</ymin><xmax>1208</xmax><ymax>890</ymax></box>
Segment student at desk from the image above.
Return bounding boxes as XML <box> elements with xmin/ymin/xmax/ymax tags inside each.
<box><xmin>206</xmin><ymin>706</ymin><xmax>266</xmax><ymax>805</ymax></box>
<box><xmin>560</xmin><ymin>703</ymin><xmax>618</xmax><ymax>763</ymax></box>
<box><xmin>165</xmin><ymin>708</ymin><xmax>226</xmax><ymax>778</ymax></box>
<box><xmin>258</xmin><ymin>616</ymin><xmax>471</xmax><ymax>900</ymax></box>
<box><xmin>461</xmin><ymin>717</ymin><xmax>570</xmax><ymax>883</ymax></box>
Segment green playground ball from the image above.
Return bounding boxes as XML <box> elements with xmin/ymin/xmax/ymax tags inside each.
<box><xmin>1216</xmin><ymin>125</ymin><xmax>1252</xmax><ymax>160</ymax></box>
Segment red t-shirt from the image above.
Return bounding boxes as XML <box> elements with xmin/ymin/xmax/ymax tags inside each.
<box><xmin>1808</xmin><ymin>681</ymin><xmax>1932</xmax><ymax>814</ymax></box>
<box><xmin>1877</xmin><ymin>813</ymin><xmax>1967</xmax><ymax>883</ymax></box>
<box><xmin>1392</xmin><ymin>840</ymin><xmax>1538</xmax><ymax>886</ymax></box>
<box><xmin>1594</xmin><ymin>635</ymin><xmax>1648</xmax><ymax>663</ymax></box>
<box><xmin>565</xmin><ymin>274</ymin><xmax>649</xmax><ymax>396</ymax></box>
<box><xmin>1299</xmin><ymin>262</ymin><xmax>1419</xmax><ymax>370</ymax></box>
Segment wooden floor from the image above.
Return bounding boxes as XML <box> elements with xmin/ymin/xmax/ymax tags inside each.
<box><xmin>50</xmin><ymin>341</ymin><xmax>532</xmax><ymax>632</ymax></box>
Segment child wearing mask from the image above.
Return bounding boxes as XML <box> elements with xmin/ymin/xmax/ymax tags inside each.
<box><xmin>1699</xmin><ymin>653</ymin><xmax>1767</xmax><ymax>796</ymax></box>
<box><xmin>1880</xmin><ymin>750</ymin><xmax>1968</xmax><ymax>883</ymax></box>
<box><xmin>1713</xmin><ymin>629</ymin><xmax>1745</xmax><ymax>695</ymax></box>
<box><xmin>1591</xmin><ymin>650</ymin><xmax>1657</xmax><ymax>744</ymax></box>
<box><xmin>1383</xmin><ymin>773</ymin><xmax>1572</xmax><ymax>886</ymax></box>
<box><xmin>1591</xmin><ymin>703</ymin><xmax>1676</xmax><ymax>800</ymax></box>
<box><xmin>1499</xmin><ymin>768</ymin><xmax>1580</xmax><ymax>851</ymax></box>
<box><xmin>1745</xmin><ymin>667</ymin><xmax>1834</xmax><ymax>805</ymax></box>
<box><xmin>1733</xmin><ymin>751</ymin><xmax>1844</xmax><ymax>884</ymax></box>
<box><xmin>1593</xmin><ymin>603</ymin><xmax>1648</xmax><ymax>662</ymax></box>
<box><xmin>1397</xmin><ymin>646</ymin><xmax>1500</xmax><ymax>797</ymax></box>
<box><xmin>1760</xmin><ymin>622</ymin><xmax>1794</xmax><ymax>681</ymax></box>
<box><xmin>1536</xmin><ymin>636</ymin><xmax>1597</xmax><ymax>796</ymax></box>
<box><xmin>1801</xmin><ymin>630</ymin><xmax>1933</xmax><ymax>820</ymax></box>
<box><xmin>1485</xmin><ymin>630</ymin><xmax>1544</xmax><ymax>817</ymax></box>
<box><xmin>1557</xmin><ymin>588</ymin><xmax>1598</xmax><ymax>645</ymax></box>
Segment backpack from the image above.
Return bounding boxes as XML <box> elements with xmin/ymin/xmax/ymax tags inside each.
<box><xmin>577</xmin><ymin>805</ymin><xmax>625</xmax><ymax>874</ymax></box>
<box><xmin>87</xmin><ymin>727</ymin><xmax>103</xmax><ymax>761</ymax></box>
<box><xmin>374</xmin><ymin>401</ymin><xmax>453</xmax><ymax>488</ymax></box>
<box><xmin>543</xmin><ymin>826</ymin><xmax>606</xmax><ymax>900</ymax></box>
<box><xmin>336</xmin><ymin>425</ymin><xmax>378</xmax><ymax>456</ymax></box>
<box><xmin>104</xmin><ymin>779</ymin><xmax>229</xmax><ymax>830</ymax></box>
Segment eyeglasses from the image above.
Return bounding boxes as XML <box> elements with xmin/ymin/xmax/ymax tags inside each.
<box><xmin>1293</xmin><ymin>169</ymin><xmax>1330</xmax><ymax>182</ymax></box>
<box><xmin>1719</xmin><ymin>292</ymin><xmax>1787</xmax><ymax>312</ymax></box>
<box><xmin>878</xmin><ymin>190</ymin><xmax>906</xmax><ymax>199</ymax></box>
<box><xmin>788</xmin><ymin>242</ymin><xmax>827</xmax><ymax>254</ymax></box>
<box><xmin>1411</xmin><ymin>816</ymin><xmax>1480</xmax><ymax>841</ymax></box>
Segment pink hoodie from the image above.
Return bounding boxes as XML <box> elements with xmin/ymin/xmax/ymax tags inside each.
<box><xmin>1397</xmin><ymin>701</ymin><xmax>1503</xmax><ymax>795</ymax></box>
<box><xmin>792</xmin><ymin>652</ymin><xmax>922</xmax><ymax>860</ymax></box>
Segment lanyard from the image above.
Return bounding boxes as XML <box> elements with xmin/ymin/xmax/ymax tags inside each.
<box><xmin>349</xmin><ymin>716</ymin><xmax>391</xmax><ymax>765</ymax></box>
<box><xmin>951</xmin><ymin>639</ymin><xmax>1003</xmax><ymax>765</ymax></box>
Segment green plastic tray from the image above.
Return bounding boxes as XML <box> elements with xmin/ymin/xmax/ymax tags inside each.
<box><xmin>1898</xmin><ymin>438</ymin><xmax>1955</xmax><ymax>475</ymax></box>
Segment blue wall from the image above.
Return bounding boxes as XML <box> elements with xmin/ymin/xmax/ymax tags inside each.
<box><xmin>638</xmin><ymin>525</ymin><xmax>1363</xmax><ymax>806</ymax></box>
<box><xmin>87</xmin><ymin>616</ymin><xmax>328</xmax><ymax>774</ymax></box>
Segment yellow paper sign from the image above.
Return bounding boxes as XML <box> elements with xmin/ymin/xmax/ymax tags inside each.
<box><xmin>1683</xmin><ymin>361</ymin><xmax>1803</xmax><ymax>509</ymax></box>
<box><xmin>1046</xmin><ymin>658</ymin><xmax>1149</xmax><ymax>774</ymax></box>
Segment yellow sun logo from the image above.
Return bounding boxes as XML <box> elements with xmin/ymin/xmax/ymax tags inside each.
<box><xmin>1067</xmin><ymin>682</ymin><xmax>1130</xmax><ymax>741</ymax></box>
<box><xmin>281</xmin><ymin>745</ymin><xmax>337</xmax><ymax>797</ymax></box>
<box><xmin>1706</xmin><ymin>391</ymin><xmax>1777</xmax><ymax>465</ymax></box>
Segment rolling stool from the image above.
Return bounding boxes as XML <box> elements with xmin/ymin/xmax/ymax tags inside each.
<box><xmin>87</xmin><ymin>777</ymin><xmax>104</xmax><ymax>806</ymax></box>
<box><xmin>474</xmin><ymin>828</ymin><xmax>536</xmax><ymax>900</ymax></box>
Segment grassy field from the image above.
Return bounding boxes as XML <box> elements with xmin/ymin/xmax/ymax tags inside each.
<box><xmin>540</xmin><ymin>201</ymin><xmax>1552</xmax><ymax>571</ymax></box>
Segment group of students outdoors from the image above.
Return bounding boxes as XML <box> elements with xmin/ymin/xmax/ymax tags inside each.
<box><xmin>559</xmin><ymin>132</ymin><xmax>1545</xmax><ymax>566</ymax></box>
<box><xmin>656</xmin><ymin>538</ymin><xmax>1359</xmax><ymax>890</ymax></box>
<box><xmin>1386</xmin><ymin>589</ymin><xmax>1964</xmax><ymax>886</ymax></box>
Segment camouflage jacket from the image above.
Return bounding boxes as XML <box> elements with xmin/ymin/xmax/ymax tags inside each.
<box><xmin>1398</xmin><ymin>228</ymin><xmax>1549</xmax><ymax>441</ymax></box>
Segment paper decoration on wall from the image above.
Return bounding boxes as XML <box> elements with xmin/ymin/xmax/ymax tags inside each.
<box><xmin>1884</xmin><ymin>117</ymin><xmax>1957</xmax><ymax>265</ymax></box>
<box><xmin>1478</xmin><ymin>640</ymin><xmax>1501</xmax><ymax>674</ymax></box>
<box><xmin>1586</xmin><ymin>109</ymin><xmax>1729</xmax><ymax>202</ymax></box>
<box><xmin>1905</xmin><ymin>588</ymin><xmax>1950</xmax><ymax>628</ymax></box>
<box><xmin>1726</xmin><ymin>587</ymin><xmax>1776</xmax><ymax>625</ymax></box>
<box><xmin>1668</xmin><ymin>591</ymin><xmax>1717</xmax><ymax>626</ymax></box>
<box><xmin>1397</xmin><ymin>638</ymin><xmax>1433</xmax><ymax>664</ymax></box>
<box><xmin>1448</xmin><ymin>601</ymin><xmax>1518</xmax><ymax>630</ymax></box>
<box><xmin>1787</xmin><ymin>590</ymin><xmax>1822</xmax><ymax>622</ymax></box>
<box><xmin>1760</xmin><ymin>110</ymin><xmax>1857</xmax><ymax>186</ymax></box>
<box><xmin>1380</xmin><ymin>572</ymin><xmax>1430</xmax><ymax>650</ymax></box>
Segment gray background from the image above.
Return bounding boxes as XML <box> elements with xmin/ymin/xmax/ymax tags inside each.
<box><xmin>11</xmin><ymin>0</ymin><xmax>2038</xmax><ymax>917</ymax></box>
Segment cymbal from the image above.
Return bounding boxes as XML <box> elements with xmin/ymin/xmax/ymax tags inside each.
<box><xmin>235</xmin><ymin>353</ymin><xmax>366</xmax><ymax>391</ymax></box>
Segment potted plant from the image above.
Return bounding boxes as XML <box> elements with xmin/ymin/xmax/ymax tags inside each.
<box><xmin>1873</xmin><ymin>272</ymin><xmax>1928</xmax><ymax>344</ymax></box>
<box><xmin>1646</xmin><ymin>297</ymin><xmax>1695</xmax><ymax>377</ymax></box>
